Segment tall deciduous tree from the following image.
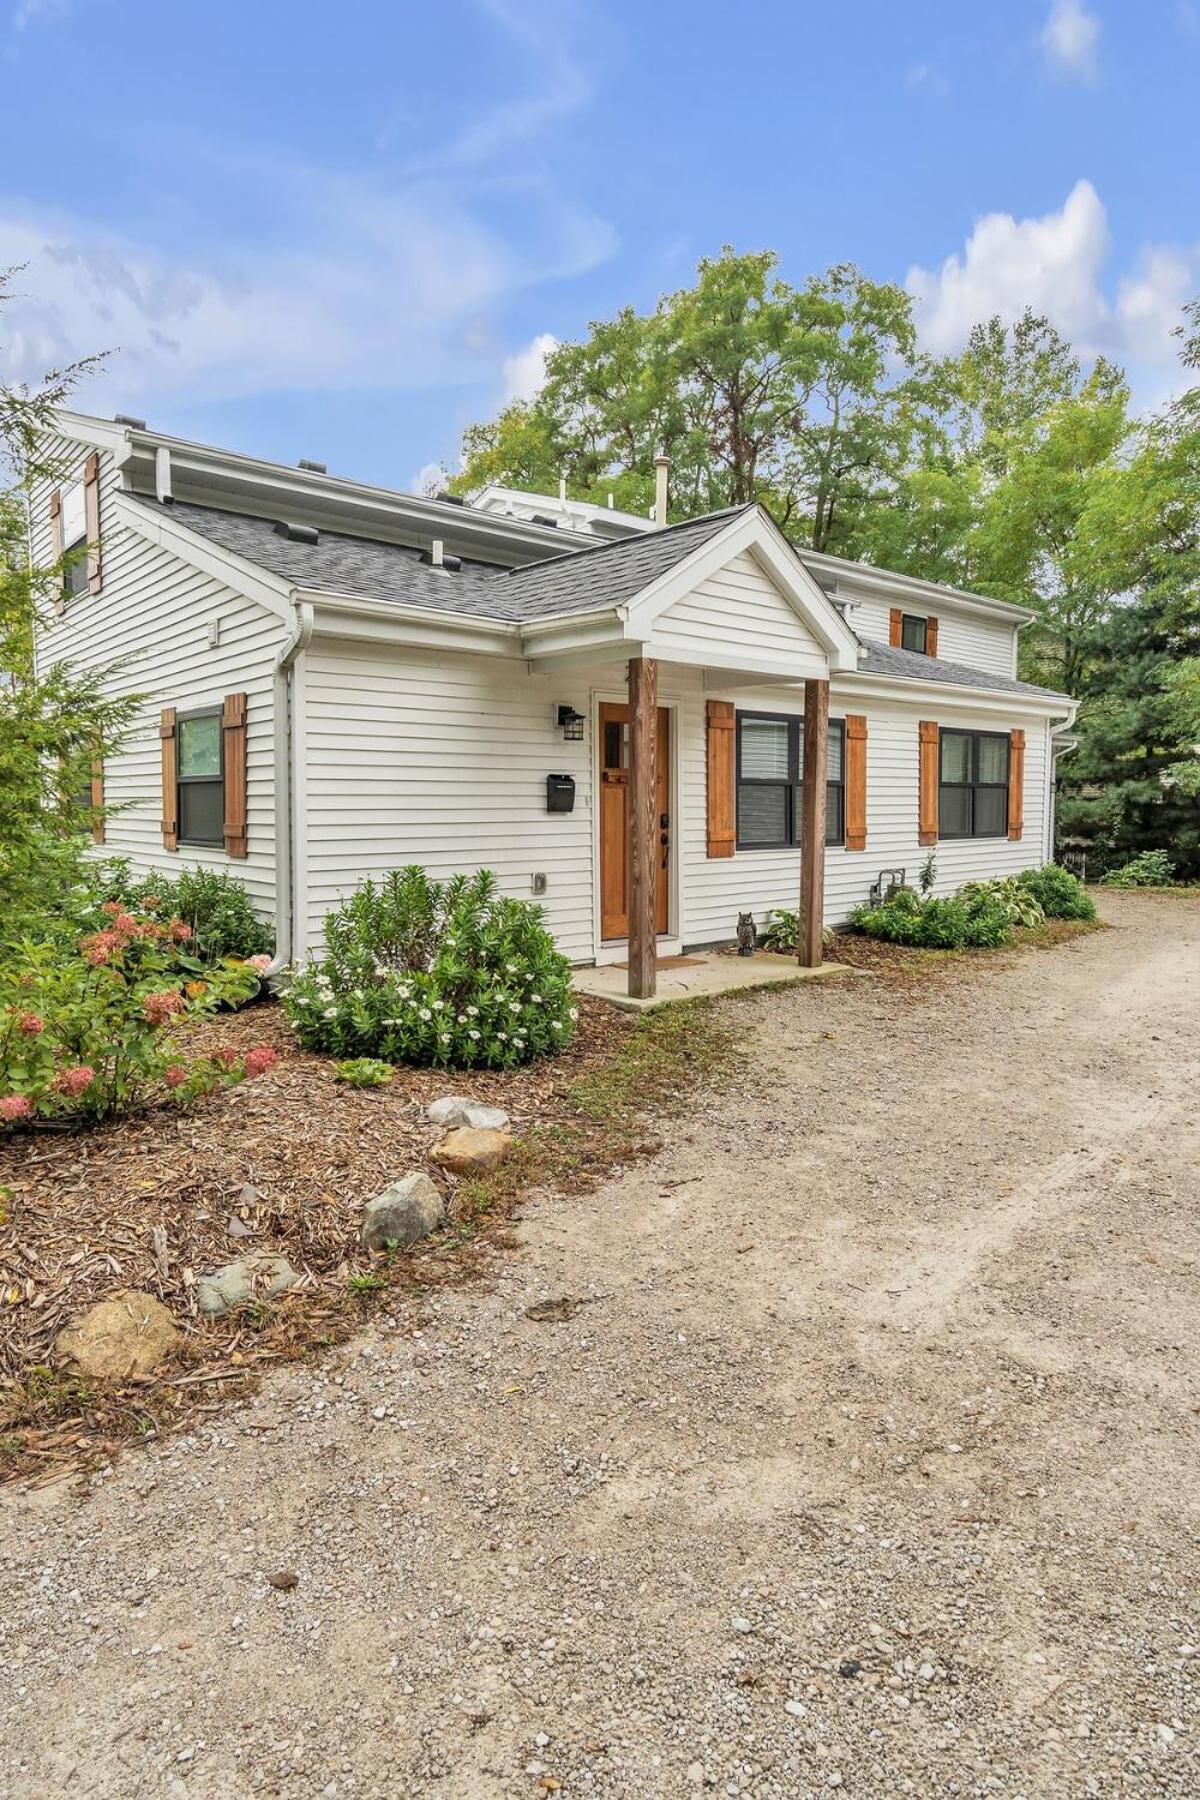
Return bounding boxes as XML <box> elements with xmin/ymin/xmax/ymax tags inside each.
<box><xmin>451</xmin><ymin>250</ymin><xmax>919</xmax><ymax>548</ymax></box>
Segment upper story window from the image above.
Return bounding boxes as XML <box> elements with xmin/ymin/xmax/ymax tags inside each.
<box><xmin>177</xmin><ymin>708</ymin><xmax>224</xmax><ymax>846</ymax></box>
<box><xmin>736</xmin><ymin>711</ymin><xmax>844</xmax><ymax>850</ymax></box>
<box><xmin>60</xmin><ymin>481</ymin><xmax>89</xmax><ymax>600</ymax></box>
<box><xmin>901</xmin><ymin>613</ymin><xmax>928</xmax><ymax>655</ymax></box>
<box><xmin>939</xmin><ymin>730</ymin><xmax>1009</xmax><ymax>839</ymax></box>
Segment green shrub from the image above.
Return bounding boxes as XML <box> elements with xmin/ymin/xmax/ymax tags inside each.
<box><xmin>849</xmin><ymin>888</ymin><xmax>1012</xmax><ymax>950</ymax></box>
<box><xmin>760</xmin><ymin>908</ymin><xmax>798</xmax><ymax>952</ymax></box>
<box><xmin>333</xmin><ymin>1057</ymin><xmax>394</xmax><ymax>1089</ymax></box>
<box><xmin>1017</xmin><ymin>863</ymin><xmax>1097</xmax><ymax>919</ymax></box>
<box><xmin>960</xmin><ymin>876</ymin><xmax>1045</xmax><ymax>929</ymax></box>
<box><xmin>0</xmin><ymin>909</ymin><xmax>267</xmax><ymax>1127</ymax></box>
<box><xmin>90</xmin><ymin>862</ymin><xmax>274</xmax><ymax>962</ymax></box>
<box><xmin>283</xmin><ymin>866</ymin><xmax>577</xmax><ymax>1069</ymax></box>
<box><xmin>1100</xmin><ymin>850</ymin><xmax>1176</xmax><ymax>889</ymax></box>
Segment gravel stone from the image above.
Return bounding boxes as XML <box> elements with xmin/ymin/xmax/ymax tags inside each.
<box><xmin>3</xmin><ymin>893</ymin><xmax>1197</xmax><ymax>1798</ymax></box>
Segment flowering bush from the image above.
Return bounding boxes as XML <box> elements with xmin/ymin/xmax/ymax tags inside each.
<box><xmin>87</xmin><ymin>860</ymin><xmax>275</xmax><ymax>962</ymax></box>
<box><xmin>0</xmin><ymin>905</ymin><xmax>268</xmax><ymax>1126</ymax></box>
<box><xmin>283</xmin><ymin>866</ymin><xmax>577</xmax><ymax>1069</ymax></box>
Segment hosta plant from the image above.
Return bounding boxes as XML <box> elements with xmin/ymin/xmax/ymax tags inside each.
<box><xmin>332</xmin><ymin>1057</ymin><xmax>394</xmax><ymax>1089</ymax></box>
<box><xmin>960</xmin><ymin>877</ymin><xmax>1046</xmax><ymax>930</ymax></box>
<box><xmin>284</xmin><ymin>866</ymin><xmax>577</xmax><ymax>1069</ymax></box>
<box><xmin>1017</xmin><ymin>863</ymin><xmax>1097</xmax><ymax>920</ymax></box>
<box><xmin>0</xmin><ymin>906</ymin><xmax>268</xmax><ymax>1127</ymax></box>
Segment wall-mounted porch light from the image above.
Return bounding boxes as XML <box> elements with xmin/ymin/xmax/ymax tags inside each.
<box><xmin>557</xmin><ymin>704</ymin><xmax>586</xmax><ymax>741</ymax></box>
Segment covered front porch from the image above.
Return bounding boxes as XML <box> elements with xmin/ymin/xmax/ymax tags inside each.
<box><xmin>572</xmin><ymin>946</ymin><xmax>857</xmax><ymax>1012</ymax></box>
<box><xmin>517</xmin><ymin>505</ymin><xmax>863</xmax><ymax>1000</ymax></box>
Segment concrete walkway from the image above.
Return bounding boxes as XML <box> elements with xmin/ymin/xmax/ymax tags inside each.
<box><xmin>572</xmin><ymin>949</ymin><xmax>855</xmax><ymax>1011</ymax></box>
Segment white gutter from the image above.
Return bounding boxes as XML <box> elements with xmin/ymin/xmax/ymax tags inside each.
<box><xmin>263</xmin><ymin>600</ymin><xmax>314</xmax><ymax>982</ymax></box>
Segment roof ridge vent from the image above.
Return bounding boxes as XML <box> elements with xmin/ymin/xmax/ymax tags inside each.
<box><xmin>297</xmin><ymin>459</ymin><xmax>327</xmax><ymax>473</ymax></box>
<box><xmin>275</xmin><ymin>520</ymin><xmax>320</xmax><ymax>545</ymax></box>
<box><xmin>114</xmin><ymin>413</ymin><xmax>147</xmax><ymax>429</ymax></box>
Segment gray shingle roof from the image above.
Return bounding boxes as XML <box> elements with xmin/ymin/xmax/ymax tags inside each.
<box><xmin>497</xmin><ymin>507</ymin><xmax>748</xmax><ymax>620</ymax></box>
<box><xmin>129</xmin><ymin>496</ymin><xmax>512</xmax><ymax>619</ymax></box>
<box><xmin>857</xmin><ymin>637</ymin><xmax>1068</xmax><ymax>701</ymax></box>
<box><xmin>135</xmin><ymin>495</ymin><xmax>747</xmax><ymax>625</ymax></box>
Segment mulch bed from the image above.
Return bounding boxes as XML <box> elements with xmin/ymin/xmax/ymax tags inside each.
<box><xmin>0</xmin><ymin>997</ymin><xmax>639</xmax><ymax>1484</ymax></box>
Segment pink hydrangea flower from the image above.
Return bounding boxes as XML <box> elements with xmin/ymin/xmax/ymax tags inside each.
<box><xmin>246</xmin><ymin>954</ymin><xmax>273</xmax><ymax>973</ymax></box>
<box><xmin>168</xmin><ymin>919</ymin><xmax>193</xmax><ymax>942</ymax></box>
<box><xmin>17</xmin><ymin>1012</ymin><xmax>44</xmax><ymax>1036</ymax></box>
<box><xmin>243</xmin><ymin>1046</ymin><xmax>279</xmax><ymax>1079</ymax></box>
<box><xmin>0</xmin><ymin>1094</ymin><xmax>33</xmax><ymax>1123</ymax></box>
<box><xmin>101</xmin><ymin>900</ymin><xmax>122</xmax><ymax>917</ymax></box>
<box><xmin>162</xmin><ymin>1064</ymin><xmax>189</xmax><ymax>1089</ymax></box>
<box><xmin>111</xmin><ymin>912</ymin><xmax>140</xmax><ymax>937</ymax></box>
<box><xmin>80</xmin><ymin>929</ymin><xmax>120</xmax><ymax>965</ymax></box>
<box><xmin>143</xmin><ymin>989</ymin><xmax>186</xmax><ymax>1026</ymax></box>
<box><xmin>52</xmin><ymin>1065</ymin><xmax>95</xmax><ymax>1098</ymax></box>
<box><xmin>212</xmin><ymin>1047</ymin><xmax>240</xmax><ymax>1070</ymax></box>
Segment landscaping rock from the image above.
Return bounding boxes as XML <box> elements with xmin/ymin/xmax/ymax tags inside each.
<box><xmin>360</xmin><ymin>1172</ymin><xmax>444</xmax><ymax>1251</ymax></box>
<box><xmin>431</xmin><ymin>1126</ymin><xmax>512</xmax><ymax>1175</ymax></box>
<box><xmin>196</xmin><ymin>1253</ymin><xmax>300</xmax><ymax>1318</ymax></box>
<box><xmin>427</xmin><ymin>1096</ymin><xmax>511</xmax><ymax>1132</ymax></box>
<box><xmin>55</xmin><ymin>1290</ymin><xmax>181</xmax><ymax>1380</ymax></box>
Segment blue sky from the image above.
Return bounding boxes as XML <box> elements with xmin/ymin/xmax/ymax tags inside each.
<box><xmin>2</xmin><ymin>0</ymin><xmax>1197</xmax><ymax>492</ymax></box>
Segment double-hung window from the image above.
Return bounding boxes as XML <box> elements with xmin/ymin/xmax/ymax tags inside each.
<box><xmin>736</xmin><ymin>712</ymin><xmax>845</xmax><ymax>849</ymax></box>
<box><xmin>60</xmin><ymin>481</ymin><xmax>89</xmax><ymax>600</ymax></box>
<box><xmin>177</xmin><ymin>707</ymin><xmax>224</xmax><ymax>846</ymax></box>
<box><xmin>938</xmin><ymin>730</ymin><xmax>1009</xmax><ymax>839</ymax></box>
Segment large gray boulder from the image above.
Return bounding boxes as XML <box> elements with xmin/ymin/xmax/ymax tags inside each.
<box><xmin>361</xmin><ymin>1172</ymin><xmax>445</xmax><ymax>1251</ymax></box>
<box><xmin>427</xmin><ymin>1096</ymin><xmax>511</xmax><ymax>1132</ymax></box>
<box><xmin>197</xmin><ymin>1253</ymin><xmax>300</xmax><ymax>1318</ymax></box>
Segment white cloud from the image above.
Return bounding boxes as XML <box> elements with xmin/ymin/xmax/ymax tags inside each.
<box><xmin>1038</xmin><ymin>0</ymin><xmax>1101</xmax><ymax>83</ymax></box>
<box><xmin>0</xmin><ymin>0</ymin><xmax>615</xmax><ymax>417</ymax></box>
<box><xmin>12</xmin><ymin>0</ymin><xmax>65</xmax><ymax>28</ymax></box>
<box><xmin>410</xmin><ymin>460</ymin><xmax>447</xmax><ymax>498</ymax></box>
<box><xmin>907</xmin><ymin>179</ymin><xmax>1200</xmax><ymax>401</ymax></box>
<box><xmin>501</xmin><ymin>331</ymin><xmax>558</xmax><ymax>404</ymax></box>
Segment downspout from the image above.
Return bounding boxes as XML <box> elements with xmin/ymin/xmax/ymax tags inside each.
<box><xmin>1048</xmin><ymin>735</ymin><xmax>1079</xmax><ymax>866</ymax></box>
<box><xmin>263</xmin><ymin>599</ymin><xmax>314</xmax><ymax>982</ymax></box>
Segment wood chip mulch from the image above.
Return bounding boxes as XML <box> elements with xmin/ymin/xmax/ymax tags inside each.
<box><xmin>0</xmin><ymin>996</ymin><xmax>637</xmax><ymax>1484</ymax></box>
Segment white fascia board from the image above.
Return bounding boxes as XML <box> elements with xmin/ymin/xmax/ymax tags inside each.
<box><xmin>638</xmin><ymin>634</ymin><xmax>831</xmax><ymax>683</ymax></box>
<box><xmin>48</xmin><ymin>409</ymin><xmax>136</xmax><ymax>463</ymax></box>
<box><xmin>518</xmin><ymin>609</ymin><xmax>627</xmax><ymax>661</ymax></box>
<box><xmin>833</xmin><ymin>669</ymin><xmax>1077</xmax><ymax>724</ymax></box>
<box><xmin>114</xmin><ymin>492</ymin><xmax>295</xmax><ymax>624</ymax></box>
<box><xmin>622</xmin><ymin>507</ymin><xmax>862</xmax><ymax>671</ymax></box>
<box><xmin>803</xmin><ymin>546</ymin><xmax>1036</xmax><ymax>625</ymax></box>
<box><xmin>300</xmin><ymin>589</ymin><xmax>519</xmax><ymax>657</ymax></box>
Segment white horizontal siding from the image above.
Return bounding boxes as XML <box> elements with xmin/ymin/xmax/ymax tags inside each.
<box><xmin>299</xmin><ymin>644</ymin><xmax>597</xmax><ymax>962</ymax></box>
<box><xmin>652</xmin><ymin>549</ymin><xmax>826</xmax><ymax>672</ymax></box>
<box><xmin>843</xmin><ymin>586</ymin><xmax>1018</xmax><ymax>679</ymax></box>
<box><xmin>31</xmin><ymin>435</ymin><xmax>283</xmax><ymax>913</ymax></box>
<box><xmin>679</xmin><ymin>689</ymin><xmax>1052</xmax><ymax>944</ymax></box>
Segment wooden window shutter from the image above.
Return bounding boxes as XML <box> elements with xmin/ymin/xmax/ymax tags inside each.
<box><xmin>1007</xmin><ymin>728</ymin><xmax>1025</xmax><ymax>841</ymax></box>
<box><xmin>90</xmin><ymin>756</ymin><xmax>105</xmax><ymax>845</ymax></box>
<box><xmin>160</xmin><ymin>708</ymin><xmax>179</xmax><ymax>850</ymax></box>
<box><xmin>845</xmin><ymin>714</ymin><xmax>868</xmax><ymax>851</ymax></box>
<box><xmin>705</xmin><ymin>699</ymin><xmax>736</xmax><ymax>858</ymax></box>
<box><xmin>83</xmin><ymin>452</ymin><xmax>102</xmax><ymax>595</ymax></box>
<box><xmin>889</xmin><ymin>607</ymin><xmax>903</xmax><ymax>648</ymax></box>
<box><xmin>926</xmin><ymin>616</ymin><xmax>938</xmax><ymax>659</ymax></box>
<box><xmin>49</xmin><ymin>488</ymin><xmax>64</xmax><ymax>559</ymax></box>
<box><xmin>222</xmin><ymin>692</ymin><xmax>249</xmax><ymax>858</ymax></box>
<box><xmin>918</xmin><ymin>721</ymin><xmax>939</xmax><ymax>846</ymax></box>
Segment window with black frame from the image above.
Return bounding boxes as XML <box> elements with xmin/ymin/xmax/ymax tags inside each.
<box><xmin>938</xmin><ymin>729</ymin><xmax>1009</xmax><ymax>838</ymax></box>
<box><xmin>177</xmin><ymin>708</ymin><xmax>224</xmax><ymax>846</ymax></box>
<box><xmin>900</xmin><ymin>613</ymin><xmax>928</xmax><ymax>655</ymax></box>
<box><xmin>736</xmin><ymin>712</ymin><xmax>844</xmax><ymax>849</ymax></box>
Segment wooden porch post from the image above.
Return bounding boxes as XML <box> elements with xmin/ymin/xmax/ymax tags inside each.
<box><xmin>798</xmin><ymin>677</ymin><xmax>829</xmax><ymax>968</ymax></box>
<box><xmin>627</xmin><ymin>654</ymin><xmax>658</xmax><ymax>999</ymax></box>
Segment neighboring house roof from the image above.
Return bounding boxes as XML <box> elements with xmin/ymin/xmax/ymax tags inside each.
<box><xmin>857</xmin><ymin>637</ymin><xmax>1068</xmax><ymax>701</ymax></box>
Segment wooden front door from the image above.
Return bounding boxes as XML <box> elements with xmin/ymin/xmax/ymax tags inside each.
<box><xmin>599</xmin><ymin>701</ymin><xmax>671</xmax><ymax>942</ymax></box>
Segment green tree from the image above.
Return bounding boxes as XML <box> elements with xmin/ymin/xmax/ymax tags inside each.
<box><xmin>452</xmin><ymin>249</ymin><xmax>920</xmax><ymax>548</ymax></box>
<box><xmin>0</xmin><ymin>273</ymin><xmax>137</xmax><ymax>939</ymax></box>
<box><xmin>1058</xmin><ymin>308</ymin><xmax>1200</xmax><ymax>875</ymax></box>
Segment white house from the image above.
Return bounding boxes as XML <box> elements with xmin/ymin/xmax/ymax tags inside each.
<box><xmin>31</xmin><ymin>412</ymin><xmax>1077</xmax><ymax>998</ymax></box>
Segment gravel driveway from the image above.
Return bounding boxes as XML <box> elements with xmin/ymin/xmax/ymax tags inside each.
<box><xmin>2</xmin><ymin>892</ymin><xmax>1198</xmax><ymax>1799</ymax></box>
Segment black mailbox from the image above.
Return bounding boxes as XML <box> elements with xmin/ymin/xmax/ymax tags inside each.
<box><xmin>546</xmin><ymin>773</ymin><xmax>576</xmax><ymax>814</ymax></box>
